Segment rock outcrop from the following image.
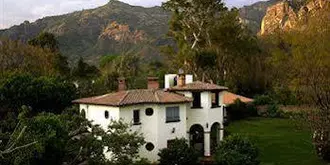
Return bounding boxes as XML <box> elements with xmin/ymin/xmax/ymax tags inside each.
<box><xmin>259</xmin><ymin>0</ymin><xmax>330</xmax><ymax>35</ymax></box>
<box><xmin>99</xmin><ymin>21</ymin><xmax>146</xmax><ymax>44</ymax></box>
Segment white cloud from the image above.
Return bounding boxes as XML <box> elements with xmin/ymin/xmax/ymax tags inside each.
<box><xmin>0</xmin><ymin>0</ymin><xmax>263</xmax><ymax>29</ymax></box>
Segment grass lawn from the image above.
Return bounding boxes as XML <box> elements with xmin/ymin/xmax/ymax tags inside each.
<box><xmin>226</xmin><ymin>117</ymin><xmax>327</xmax><ymax>165</ymax></box>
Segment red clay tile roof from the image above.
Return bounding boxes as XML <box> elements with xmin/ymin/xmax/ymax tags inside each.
<box><xmin>223</xmin><ymin>91</ymin><xmax>254</xmax><ymax>105</ymax></box>
<box><xmin>168</xmin><ymin>81</ymin><xmax>228</xmax><ymax>91</ymax></box>
<box><xmin>73</xmin><ymin>89</ymin><xmax>192</xmax><ymax>107</ymax></box>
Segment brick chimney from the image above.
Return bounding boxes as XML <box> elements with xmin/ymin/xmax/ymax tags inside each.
<box><xmin>178</xmin><ymin>69</ymin><xmax>186</xmax><ymax>87</ymax></box>
<box><xmin>118</xmin><ymin>77</ymin><xmax>126</xmax><ymax>91</ymax></box>
<box><xmin>178</xmin><ymin>74</ymin><xmax>186</xmax><ymax>87</ymax></box>
<box><xmin>147</xmin><ymin>77</ymin><xmax>159</xmax><ymax>89</ymax></box>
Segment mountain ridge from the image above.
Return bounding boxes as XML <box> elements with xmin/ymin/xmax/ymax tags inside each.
<box><xmin>0</xmin><ymin>0</ymin><xmax>295</xmax><ymax>64</ymax></box>
<box><xmin>0</xmin><ymin>0</ymin><xmax>170</xmax><ymax>64</ymax></box>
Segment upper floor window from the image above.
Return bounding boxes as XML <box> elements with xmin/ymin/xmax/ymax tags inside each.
<box><xmin>192</xmin><ymin>92</ymin><xmax>202</xmax><ymax>108</ymax></box>
<box><xmin>145</xmin><ymin>108</ymin><xmax>154</xmax><ymax>116</ymax></box>
<box><xmin>133</xmin><ymin>110</ymin><xmax>141</xmax><ymax>125</ymax></box>
<box><xmin>105</xmin><ymin>111</ymin><xmax>109</xmax><ymax>119</ymax></box>
<box><xmin>173</xmin><ymin>76</ymin><xmax>178</xmax><ymax>86</ymax></box>
<box><xmin>166</xmin><ymin>106</ymin><xmax>180</xmax><ymax>123</ymax></box>
<box><xmin>212</xmin><ymin>92</ymin><xmax>220</xmax><ymax>108</ymax></box>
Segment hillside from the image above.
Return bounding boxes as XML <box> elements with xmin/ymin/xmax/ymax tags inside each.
<box><xmin>0</xmin><ymin>0</ymin><xmax>170</xmax><ymax>64</ymax></box>
<box><xmin>0</xmin><ymin>0</ymin><xmax>294</xmax><ymax>64</ymax></box>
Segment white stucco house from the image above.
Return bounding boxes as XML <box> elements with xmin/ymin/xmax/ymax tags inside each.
<box><xmin>73</xmin><ymin>74</ymin><xmax>229</xmax><ymax>162</ymax></box>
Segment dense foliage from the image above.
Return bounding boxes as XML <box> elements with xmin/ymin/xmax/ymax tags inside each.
<box><xmin>104</xmin><ymin>120</ymin><xmax>146</xmax><ymax>165</ymax></box>
<box><xmin>0</xmin><ymin>107</ymin><xmax>147</xmax><ymax>165</ymax></box>
<box><xmin>214</xmin><ymin>135</ymin><xmax>260</xmax><ymax>165</ymax></box>
<box><xmin>0</xmin><ymin>39</ymin><xmax>60</xmax><ymax>76</ymax></box>
<box><xmin>158</xmin><ymin>138</ymin><xmax>198</xmax><ymax>165</ymax></box>
<box><xmin>28</xmin><ymin>32</ymin><xmax>70</xmax><ymax>77</ymax></box>
<box><xmin>226</xmin><ymin>99</ymin><xmax>258</xmax><ymax>121</ymax></box>
<box><xmin>162</xmin><ymin>0</ymin><xmax>269</xmax><ymax>96</ymax></box>
<box><xmin>0</xmin><ymin>74</ymin><xmax>77</xmax><ymax>114</ymax></box>
<box><xmin>0</xmin><ymin>107</ymin><xmax>107</xmax><ymax>165</ymax></box>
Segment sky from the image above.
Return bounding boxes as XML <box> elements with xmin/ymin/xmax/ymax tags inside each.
<box><xmin>0</xmin><ymin>0</ymin><xmax>262</xmax><ymax>29</ymax></box>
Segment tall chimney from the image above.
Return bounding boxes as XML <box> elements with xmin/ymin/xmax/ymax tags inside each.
<box><xmin>118</xmin><ymin>77</ymin><xmax>126</xmax><ymax>91</ymax></box>
<box><xmin>178</xmin><ymin>68</ymin><xmax>186</xmax><ymax>87</ymax></box>
<box><xmin>147</xmin><ymin>77</ymin><xmax>159</xmax><ymax>89</ymax></box>
<box><xmin>178</xmin><ymin>74</ymin><xmax>186</xmax><ymax>87</ymax></box>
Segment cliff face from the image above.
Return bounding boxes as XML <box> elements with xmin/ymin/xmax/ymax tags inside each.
<box><xmin>260</xmin><ymin>0</ymin><xmax>330</xmax><ymax>35</ymax></box>
<box><xmin>99</xmin><ymin>21</ymin><xmax>146</xmax><ymax>44</ymax></box>
<box><xmin>239</xmin><ymin>0</ymin><xmax>280</xmax><ymax>34</ymax></box>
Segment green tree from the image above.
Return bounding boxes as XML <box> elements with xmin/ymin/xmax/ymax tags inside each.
<box><xmin>1</xmin><ymin>107</ymin><xmax>107</xmax><ymax>165</ymax></box>
<box><xmin>72</xmin><ymin>57</ymin><xmax>100</xmax><ymax>79</ymax></box>
<box><xmin>158</xmin><ymin>138</ymin><xmax>198</xmax><ymax>165</ymax></box>
<box><xmin>103</xmin><ymin>120</ymin><xmax>145</xmax><ymax>165</ymax></box>
<box><xmin>28</xmin><ymin>32</ymin><xmax>59</xmax><ymax>52</ymax></box>
<box><xmin>162</xmin><ymin>0</ymin><xmax>268</xmax><ymax>96</ymax></box>
<box><xmin>0</xmin><ymin>39</ymin><xmax>59</xmax><ymax>76</ymax></box>
<box><xmin>28</xmin><ymin>32</ymin><xmax>70</xmax><ymax>77</ymax></box>
<box><xmin>215</xmin><ymin>135</ymin><xmax>260</xmax><ymax>165</ymax></box>
<box><xmin>100</xmin><ymin>52</ymin><xmax>146</xmax><ymax>90</ymax></box>
<box><xmin>0</xmin><ymin>74</ymin><xmax>77</xmax><ymax>114</ymax></box>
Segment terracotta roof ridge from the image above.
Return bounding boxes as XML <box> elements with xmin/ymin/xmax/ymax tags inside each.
<box><xmin>118</xmin><ymin>90</ymin><xmax>130</xmax><ymax>105</ymax></box>
<box><xmin>92</xmin><ymin>93</ymin><xmax>111</xmax><ymax>99</ymax></box>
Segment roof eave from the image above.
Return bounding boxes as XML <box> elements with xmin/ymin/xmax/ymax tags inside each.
<box><xmin>72</xmin><ymin>100</ymin><xmax>192</xmax><ymax>108</ymax></box>
<box><xmin>168</xmin><ymin>88</ymin><xmax>228</xmax><ymax>92</ymax></box>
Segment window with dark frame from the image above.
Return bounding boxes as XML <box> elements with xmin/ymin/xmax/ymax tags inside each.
<box><xmin>133</xmin><ymin>110</ymin><xmax>140</xmax><ymax>125</ymax></box>
<box><xmin>166</xmin><ymin>106</ymin><xmax>180</xmax><ymax>123</ymax></box>
<box><xmin>192</xmin><ymin>92</ymin><xmax>201</xmax><ymax>108</ymax></box>
<box><xmin>212</xmin><ymin>92</ymin><xmax>220</xmax><ymax>108</ymax></box>
<box><xmin>145</xmin><ymin>142</ymin><xmax>155</xmax><ymax>151</ymax></box>
<box><xmin>81</xmin><ymin>109</ymin><xmax>86</xmax><ymax>118</ymax></box>
<box><xmin>104</xmin><ymin>111</ymin><xmax>109</xmax><ymax>119</ymax></box>
<box><xmin>145</xmin><ymin>108</ymin><xmax>154</xmax><ymax>116</ymax></box>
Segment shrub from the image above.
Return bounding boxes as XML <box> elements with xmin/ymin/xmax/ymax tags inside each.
<box><xmin>266</xmin><ymin>103</ymin><xmax>279</xmax><ymax>117</ymax></box>
<box><xmin>226</xmin><ymin>99</ymin><xmax>258</xmax><ymax>121</ymax></box>
<box><xmin>265</xmin><ymin>103</ymin><xmax>285</xmax><ymax>118</ymax></box>
<box><xmin>158</xmin><ymin>138</ymin><xmax>198</xmax><ymax>165</ymax></box>
<box><xmin>131</xmin><ymin>158</ymin><xmax>152</xmax><ymax>165</ymax></box>
<box><xmin>214</xmin><ymin>135</ymin><xmax>260</xmax><ymax>165</ymax></box>
<box><xmin>253</xmin><ymin>95</ymin><xmax>274</xmax><ymax>105</ymax></box>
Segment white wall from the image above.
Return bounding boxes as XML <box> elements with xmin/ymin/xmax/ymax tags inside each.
<box><xmin>119</xmin><ymin>103</ymin><xmax>188</xmax><ymax>163</ymax></box>
<box><xmin>119</xmin><ymin>104</ymin><xmax>159</xmax><ymax>161</ymax></box>
<box><xmin>179</xmin><ymin>91</ymin><xmax>224</xmax><ymax>137</ymax></box>
<box><xmin>79</xmin><ymin>104</ymin><xmax>120</xmax><ymax>130</ymax></box>
<box><xmin>157</xmin><ymin>103</ymin><xmax>188</xmax><ymax>150</ymax></box>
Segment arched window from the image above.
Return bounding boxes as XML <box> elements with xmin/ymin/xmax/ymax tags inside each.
<box><xmin>81</xmin><ymin>109</ymin><xmax>86</xmax><ymax>118</ymax></box>
<box><xmin>173</xmin><ymin>76</ymin><xmax>178</xmax><ymax>86</ymax></box>
<box><xmin>105</xmin><ymin>111</ymin><xmax>109</xmax><ymax>119</ymax></box>
<box><xmin>145</xmin><ymin>142</ymin><xmax>155</xmax><ymax>151</ymax></box>
<box><xmin>145</xmin><ymin>108</ymin><xmax>154</xmax><ymax>116</ymax></box>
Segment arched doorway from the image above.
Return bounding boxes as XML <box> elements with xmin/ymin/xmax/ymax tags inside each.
<box><xmin>189</xmin><ymin>124</ymin><xmax>204</xmax><ymax>155</ymax></box>
<box><xmin>210</xmin><ymin>122</ymin><xmax>220</xmax><ymax>154</ymax></box>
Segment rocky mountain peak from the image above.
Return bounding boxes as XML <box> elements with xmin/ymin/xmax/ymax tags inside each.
<box><xmin>259</xmin><ymin>0</ymin><xmax>329</xmax><ymax>35</ymax></box>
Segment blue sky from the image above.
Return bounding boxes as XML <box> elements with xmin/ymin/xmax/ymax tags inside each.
<box><xmin>0</xmin><ymin>0</ymin><xmax>263</xmax><ymax>29</ymax></box>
